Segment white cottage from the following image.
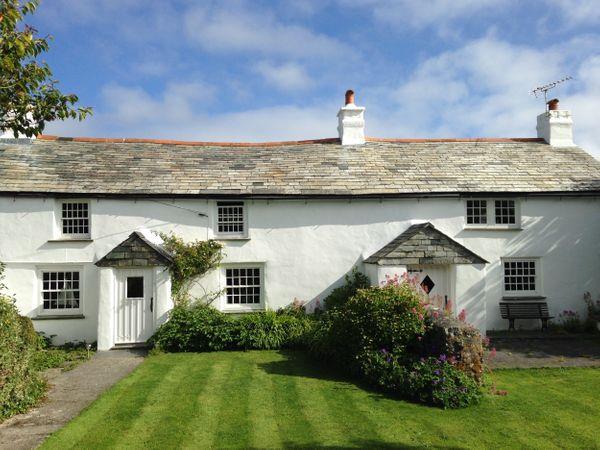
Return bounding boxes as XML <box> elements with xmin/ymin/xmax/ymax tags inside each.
<box><xmin>0</xmin><ymin>93</ymin><xmax>599</xmax><ymax>350</ymax></box>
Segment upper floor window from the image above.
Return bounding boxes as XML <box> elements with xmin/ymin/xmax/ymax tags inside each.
<box><xmin>466</xmin><ymin>200</ymin><xmax>487</xmax><ymax>225</ymax></box>
<box><xmin>41</xmin><ymin>270</ymin><xmax>82</xmax><ymax>312</ymax></box>
<box><xmin>502</xmin><ymin>258</ymin><xmax>540</xmax><ymax>296</ymax></box>
<box><xmin>217</xmin><ymin>201</ymin><xmax>245</xmax><ymax>236</ymax></box>
<box><xmin>494</xmin><ymin>200</ymin><xmax>516</xmax><ymax>225</ymax></box>
<box><xmin>464</xmin><ymin>198</ymin><xmax>520</xmax><ymax>229</ymax></box>
<box><xmin>61</xmin><ymin>201</ymin><xmax>90</xmax><ymax>237</ymax></box>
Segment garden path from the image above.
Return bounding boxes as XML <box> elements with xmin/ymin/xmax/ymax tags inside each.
<box><xmin>0</xmin><ymin>349</ymin><xmax>145</xmax><ymax>450</ymax></box>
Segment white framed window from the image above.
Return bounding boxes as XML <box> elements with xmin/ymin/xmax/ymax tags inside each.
<box><xmin>464</xmin><ymin>198</ymin><xmax>520</xmax><ymax>229</ymax></box>
<box><xmin>502</xmin><ymin>258</ymin><xmax>541</xmax><ymax>297</ymax></box>
<box><xmin>466</xmin><ymin>200</ymin><xmax>487</xmax><ymax>225</ymax></box>
<box><xmin>216</xmin><ymin>201</ymin><xmax>247</xmax><ymax>237</ymax></box>
<box><xmin>38</xmin><ymin>267</ymin><xmax>83</xmax><ymax>315</ymax></box>
<box><xmin>222</xmin><ymin>265</ymin><xmax>264</xmax><ymax>311</ymax></box>
<box><xmin>59</xmin><ymin>201</ymin><xmax>90</xmax><ymax>238</ymax></box>
<box><xmin>494</xmin><ymin>199</ymin><xmax>516</xmax><ymax>225</ymax></box>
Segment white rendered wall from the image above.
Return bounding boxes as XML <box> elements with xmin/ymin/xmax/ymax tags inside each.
<box><xmin>0</xmin><ymin>196</ymin><xmax>599</xmax><ymax>342</ymax></box>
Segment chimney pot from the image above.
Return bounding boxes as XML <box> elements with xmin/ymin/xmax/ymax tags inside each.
<box><xmin>345</xmin><ymin>89</ymin><xmax>355</xmax><ymax>105</ymax></box>
<box><xmin>547</xmin><ymin>98</ymin><xmax>559</xmax><ymax>110</ymax></box>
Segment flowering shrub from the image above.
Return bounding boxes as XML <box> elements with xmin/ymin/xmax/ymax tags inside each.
<box><xmin>404</xmin><ymin>356</ymin><xmax>481</xmax><ymax>408</ymax></box>
<box><xmin>556</xmin><ymin>310</ymin><xmax>584</xmax><ymax>333</ymax></box>
<box><xmin>311</xmin><ymin>282</ymin><xmax>427</xmax><ymax>371</ymax></box>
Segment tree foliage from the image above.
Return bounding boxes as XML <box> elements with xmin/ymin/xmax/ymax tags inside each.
<box><xmin>0</xmin><ymin>0</ymin><xmax>91</xmax><ymax>137</ymax></box>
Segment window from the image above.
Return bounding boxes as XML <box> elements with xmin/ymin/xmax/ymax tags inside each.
<box><xmin>225</xmin><ymin>267</ymin><xmax>261</xmax><ymax>306</ymax></box>
<box><xmin>126</xmin><ymin>277</ymin><xmax>144</xmax><ymax>298</ymax></box>
<box><xmin>503</xmin><ymin>259</ymin><xmax>539</xmax><ymax>295</ymax></box>
<box><xmin>61</xmin><ymin>201</ymin><xmax>90</xmax><ymax>237</ymax></box>
<box><xmin>464</xmin><ymin>198</ymin><xmax>520</xmax><ymax>228</ymax></box>
<box><xmin>217</xmin><ymin>201</ymin><xmax>245</xmax><ymax>235</ymax></box>
<box><xmin>466</xmin><ymin>200</ymin><xmax>487</xmax><ymax>225</ymax></box>
<box><xmin>41</xmin><ymin>270</ymin><xmax>81</xmax><ymax>311</ymax></box>
<box><xmin>495</xmin><ymin>200</ymin><xmax>516</xmax><ymax>225</ymax></box>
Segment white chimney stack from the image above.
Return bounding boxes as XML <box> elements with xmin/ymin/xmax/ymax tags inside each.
<box><xmin>337</xmin><ymin>90</ymin><xmax>365</xmax><ymax>145</ymax></box>
<box><xmin>536</xmin><ymin>99</ymin><xmax>574</xmax><ymax>147</ymax></box>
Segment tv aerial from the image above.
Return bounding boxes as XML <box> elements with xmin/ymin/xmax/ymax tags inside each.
<box><xmin>530</xmin><ymin>76</ymin><xmax>572</xmax><ymax>110</ymax></box>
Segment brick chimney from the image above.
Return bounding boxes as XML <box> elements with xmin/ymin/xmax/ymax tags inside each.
<box><xmin>536</xmin><ymin>99</ymin><xmax>574</xmax><ymax>147</ymax></box>
<box><xmin>337</xmin><ymin>90</ymin><xmax>365</xmax><ymax>145</ymax></box>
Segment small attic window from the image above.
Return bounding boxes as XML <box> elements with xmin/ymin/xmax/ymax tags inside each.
<box><xmin>464</xmin><ymin>199</ymin><xmax>520</xmax><ymax>229</ymax></box>
<box><xmin>61</xmin><ymin>201</ymin><xmax>90</xmax><ymax>237</ymax></box>
<box><xmin>216</xmin><ymin>201</ymin><xmax>246</xmax><ymax>236</ymax></box>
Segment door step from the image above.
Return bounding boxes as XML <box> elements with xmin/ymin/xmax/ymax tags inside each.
<box><xmin>113</xmin><ymin>342</ymin><xmax>148</xmax><ymax>349</ymax></box>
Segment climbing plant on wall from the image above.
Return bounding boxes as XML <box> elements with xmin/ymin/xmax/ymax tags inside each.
<box><xmin>159</xmin><ymin>233</ymin><xmax>224</xmax><ymax>304</ymax></box>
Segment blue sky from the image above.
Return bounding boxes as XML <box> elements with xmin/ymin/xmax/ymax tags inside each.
<box><xmin>32</xmin><ymin>0</ymin><xmax>600</xmax><ymax>157</ymax></box>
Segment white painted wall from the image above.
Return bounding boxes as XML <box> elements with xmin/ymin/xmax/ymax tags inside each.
<box><xmin>1</xmin><ymin>195</ymin><xmax>599</xmax><ymax>342</ymax></box>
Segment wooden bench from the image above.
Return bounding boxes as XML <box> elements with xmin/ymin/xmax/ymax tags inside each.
<box><xmin>499</xmin><ymin>301</ymin><xmax>553</xmax><ymax>331</ymax></box>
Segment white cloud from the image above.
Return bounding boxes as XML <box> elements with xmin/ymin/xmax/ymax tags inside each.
<box><xmin>338</xmin><ymin>0</ymin><xmax>506</xmax><ymax>29</ymax></box>
<box><xmin>547</xmin><ymin>0</ymin><xmax>600</xmax><ymax>26</ymax></box>
<box><xmin>184</xmin><ymin>4</ymin><xmax>350</xmax><ymax>59</ymax></box>
<box><xmin>254</xmin><ymin>61</ymin><xmax>313</xmax><ymax>90</ymax></box>
<box><xmin>45</xmin><ymin>83</ymin><xmax>337</xmax><ymax>142</ymax></box>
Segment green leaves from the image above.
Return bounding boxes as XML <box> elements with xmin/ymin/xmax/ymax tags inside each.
<box><xmin>0</xmin><ymin>0</ymin><xmax>92</xmax><ymax>137</ymax></box>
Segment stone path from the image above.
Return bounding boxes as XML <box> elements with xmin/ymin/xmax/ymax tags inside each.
<box><xmin>487</xmin><ymin>334</ymin><xmax>600</xmax><ymax>369</ymax></box>
<box><xmin>0</xmin><ymin>349</ymin><xmax>145</xmax><ymax>450</ymax></box>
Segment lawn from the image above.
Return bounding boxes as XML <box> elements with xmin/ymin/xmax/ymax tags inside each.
<box><xmin>41</xmin><ymin>351</ymin><xmax>600</xmax><ymax>449</ymax></box>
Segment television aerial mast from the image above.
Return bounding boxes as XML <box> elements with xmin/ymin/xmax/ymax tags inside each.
<box><xmin>530</xmin><ymin>76</ymin><xmax>573</xmax><ymax>110</ymax></box>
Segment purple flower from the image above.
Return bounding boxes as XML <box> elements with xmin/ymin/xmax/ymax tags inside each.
<box><xmin>434</xmin><ymin>369</ymin><xmax>440</xmax><ymax>375</ymax></box>
<box><xmin>439</xmin><ymin>354</ymin><xmax>447</xmax><ymax>362</ymax></box>
<box><xmin>381</xmin><ymin>348</ymin><xmax>388</xmax><ymax>355</ymax></box>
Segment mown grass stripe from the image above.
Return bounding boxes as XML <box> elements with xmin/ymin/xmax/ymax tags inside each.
<box><xmin>41</xmin><ymin>358</ymin><xmax>177</xmax><ymax>450</ymax></box>
<box><xmin>116</xmin><ymin>353</ymin><xmax>216</xmax><ymax>449</ymax></box>
<box><xmin>181</xmin><ymin>353</ymin><xmax>233</xmax><ymax>449</ymax></box>
<box><xmin>212</xmin><ymin>352</ymin><xmax>254</xmax><ymax>448</ymax></box>
<box><xmin>246</xmin><ymin>351</ymin><xmax>284</xmax><ymax>449</ymax></box>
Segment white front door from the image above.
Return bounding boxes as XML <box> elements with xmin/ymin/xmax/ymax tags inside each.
<box><xmin>116</xmin><ymin>269</ymin><xmax>154</xmax><ymax>344</ymax></box>
<box><xmin>407</xmin><ymin>265</ymin><xmax>454</xmax><ymax>309</ymax></box>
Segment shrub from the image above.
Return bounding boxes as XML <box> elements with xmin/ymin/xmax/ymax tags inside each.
<box><xmin>149</xmin><ymin>303</ymin><xmax>236</xmax><ymax>352</ymax></box>
<box><xmin>324</xmin><ymin>268</ymin><xmax>370</xmax><ymax>310</ymax></box>
<box><xmin>150</xmin><ymin>303</ymin><xmax>315</xmax><ymax>352</ymax></box>
<box><xmin>0</xmin><ymin>294</ymin><xmax>46</xmax><ymax>420</ymax></box>
<box><xmin>556</xmin><ymin>310</ymin><xmax>584</xmax><ymax>333</ymax></box>
<box><xmin>315</xmin><ymin>282</ymin><xmax>427</xmax><ymax>370</ymax></box>
<box><xmin>404</xmin><ymin>356</ymin><xmax>482</xmax><ymax>408</ymax></box>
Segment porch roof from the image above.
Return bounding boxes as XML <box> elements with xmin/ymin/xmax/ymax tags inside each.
<box><xmin>364</xmin><ymin>222</ymin><xmax>488</xmax><ymax>266</ymax></box>
<box><xmin>95</xmin><ymin>231</ymin><xmax>173</xmax><ymax>268</ymax></box>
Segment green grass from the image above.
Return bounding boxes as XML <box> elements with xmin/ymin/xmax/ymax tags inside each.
<box><xmin>41</xmin><ymin>351</ymin><xmax>600</xmax><ymax>449</ymax></box>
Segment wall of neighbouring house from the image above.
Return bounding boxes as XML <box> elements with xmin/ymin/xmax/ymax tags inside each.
<box><xmin>0</xmin><ymin>195</ymin><xmax>598</xmax><ymax>342</ymax></box>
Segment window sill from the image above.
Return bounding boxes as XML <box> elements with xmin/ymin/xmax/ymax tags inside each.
<box><xmin>464</xmin><ymin>226</ymin><xmax>522</xmax><ymax>231</ymax></box>
<box><xmin>215</xmin><ymin>236</ymin><xmax>251</xmax><ymax>241</ymax></box>
<box><xmin>222</xmin><ymin>307</ymin><xmax>264</xmax><ymax>313</ymax></box>
<box><xmin>501</xmin><ymin>296</ymin><xmax>546</xmax><ymax>301</ymax></box>
<box><xmin>32</xmin><ymin>314</ymin><xmax>85</xmax><ymax>320</ymax></box>
<box><xmin>48</xmin><ymin>238</ymin><xmax>93</xmax><ymax>243</ymax></box>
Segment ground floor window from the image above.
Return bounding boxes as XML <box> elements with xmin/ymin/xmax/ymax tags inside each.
<box><xmin>41</xmin><ymin>270</ymin><xmax>81</xmax><ymax>310</ymax></box>
<box><xmin>225</xmin><ymin>267</ymin><xmax>261</xmax><ymax>305</ymax></box>
<box><xmin>503</xmin><ymin>259</ymin><xmax>539</xmax><ymax>295</ymax></box>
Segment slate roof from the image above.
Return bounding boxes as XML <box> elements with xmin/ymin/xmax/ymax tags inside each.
<box><xmin>364</xmin><ymin>222</ymin><xmax>488</xmax><ymax>265</ymax></box>
<box><xmin>0</xmin><ymin>136</ymin><xmax>599</xmax><ymax>196</ymax></box>
<box><xmin>95</xmin><ymin>231</ymin><xmax>173</xmax><ymax>267</ymax></box>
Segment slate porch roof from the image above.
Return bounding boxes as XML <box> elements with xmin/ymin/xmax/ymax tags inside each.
<box><xmin>95</xmin><ymin>232</ymin><xmax>173</xmax><ymax>268</ymax></box>
<box><xmin>364</xmin><ymin>222</ymin><xmax>488</xmax><ymax>266</ymax></box>
<box><xmin>0</xmin><ymin>136</ymin><xmax>599</xmax><ymax>196</ymax></box>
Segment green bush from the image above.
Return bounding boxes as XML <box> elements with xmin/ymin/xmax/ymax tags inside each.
<box><xmin>149</xmin><ymin>303</ymin><xmax>236</xmax><ymax>352</ymax></box>
<box><xmin>404</xmin><ymin>356</ymin><xmax>482</xmax><ymax>408</ymax></box>
<box><xmin>324</xmin><ymin>268</ymin><xmax>370</xmax><ymax>310</ymax></box>
<box><xmin>314</xmin><ymin>282</ymin><xmax>427</xmax><ymax>371</ymax></box>
<box><xmin>149</xmin><ymin>303</ymin><xmax>315</xmax><ymax>352</ymax></box>
<box><xmin>0</xmin><ymin>295</ymin><xmax>46</xmax><ymax>420</ymax></box>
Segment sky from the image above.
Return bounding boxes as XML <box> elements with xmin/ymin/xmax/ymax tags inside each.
<box><xmin>30</xmin><ymin>0</ymin><xmax>600</xmax><ymax>157</ymax></box>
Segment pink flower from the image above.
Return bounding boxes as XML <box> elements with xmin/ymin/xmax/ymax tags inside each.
<box><xmin>458</xmin><ymin>309</ymin><xmax>467</xmax><ymax>322</ymax></box>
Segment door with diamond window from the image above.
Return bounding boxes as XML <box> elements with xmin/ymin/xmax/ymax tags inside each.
<box><xmin>407</xmin><ymin>265</ymin><xmax>453</xmax><ymax>309</ymax></box>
